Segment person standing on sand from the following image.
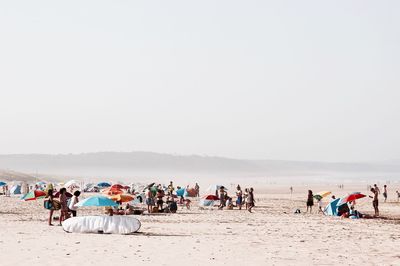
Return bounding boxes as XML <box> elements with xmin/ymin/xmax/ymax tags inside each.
<box><xmin>218</xmin><ymin>187</ymin><xmax>226</xmax><ymax>209</ymax></box>
<box><xmin>369</xmin><ymin>188</ymin><xmax>379</xmax><ymax>217</ymax></box>
<box><xmin>46</xmin><ymin>189</ymin><xmax>55</xmax><ymax>226</ymax></box>
<box><xmin>247</xmin><ymin>188</ymin><xmax>255</xmax><ymax>212</ymax></box>
<box><xmin>59</xmin><ymin>188</ymin><xmax>69</xmax><ymax>225</ymax></box>
<box><xmin>383</xmin><ymin>185</ymin><xmax>388</xmax><ymax>202</ymax></box>
<box><xmin>306</xmin><ymin>190</ymin><xmax>314</xmax><ymax>213</ymax></box>
<box><xmin>195</xmin><ymin>183</ymin><xmax>200</xmax><ymax>197</ymax></box>
<box><xmin>374</xmin><ymin>184</ymin><xmax>380</xmax><ymax>194</ymax></box>
<box><xmin>146</xmin><ymin>189</ymin><xmax>155</xmax><ymax>213</ymax></box>
<box><xmin>168</xmin><ymin>181</ymin><xmax>175</xmax><ymax>194</ymax></box>
<box><xmin>236</xmin><ymin>185</ymin><xmax>243</xmax><ymax>210</ymax></box>
<box><xmin>244</xmin><ymin>188</ymin><xmax>249</xmax><ymax>209</ymax></box>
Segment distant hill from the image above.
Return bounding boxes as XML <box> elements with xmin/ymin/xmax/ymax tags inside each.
<box><xmin>0</xmin><ymin>152</ymin><xmax>400</xmax><ymax>180</ymax></box>
<box><xmin>0</xmin><ymin>169</ymin><xmax>36</xmax><ymax>182</ymax></box>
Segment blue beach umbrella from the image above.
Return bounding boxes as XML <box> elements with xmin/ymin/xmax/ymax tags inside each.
<box><xmin>0</xmin><ymin>182</ymin><xmax>7</xmax><ymax>187</ymax></box>
<box><xmin>176</xmin><ymin>188</ymin><xmax>186</xmax><ymax>197</ymax></box>
<box><xmin>97</xmin><ymin>182</ymin><xmax>111</xmax><ymax>188</ymax></box>
<box><xmin>75</xmin><ymin>195</ymin><xmax>118</xmax><ymax>207</ymax></box>
<box><xmin>324</xmin><ymin>198</ymin><xmax>341</xmax><ymax>216</ymax></box>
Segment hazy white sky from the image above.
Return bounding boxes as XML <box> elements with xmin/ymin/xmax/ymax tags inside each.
<box><xmin>0</xmin><ymin>1</ymin><xmax>399</xmax><ymax>162</ymax></box>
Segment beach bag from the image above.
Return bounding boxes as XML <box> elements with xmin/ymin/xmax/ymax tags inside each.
<box><xmin>44</xmin><ymin>200</ymin><xmax>53</xmax><ymax>210</ymax></box>
<box><xmin>52</xmin><ymin>200</ymin><xmax>61</xmax><ymax>210</ymax></box>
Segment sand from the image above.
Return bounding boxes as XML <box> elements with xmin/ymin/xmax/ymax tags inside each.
<box><xmin>1</xmin><ymin>184</ymin><xmax>400</xmax><ymax>266</ymax></box>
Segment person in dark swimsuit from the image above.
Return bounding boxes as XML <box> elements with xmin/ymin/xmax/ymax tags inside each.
<box><xmin>306</xmin><ymin>190</ymin><xmax>314</xmax><ymax>213</ymax></box>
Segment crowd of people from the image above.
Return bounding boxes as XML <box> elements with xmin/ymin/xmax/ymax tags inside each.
<box><xmin>306</xmin><ymin>183</ymin><xmax>398</xmax><ymax>219</ymax></box>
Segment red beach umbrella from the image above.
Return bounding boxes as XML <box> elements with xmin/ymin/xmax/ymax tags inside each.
<box><xmin>339</xmin><ymin>192</ymin><xmax>366</xmax><ymax>205</ymax></box>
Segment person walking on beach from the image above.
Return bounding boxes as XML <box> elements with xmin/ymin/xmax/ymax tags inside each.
<box><xmin>195</xmin><ymin>183</ymin><xmax>200</xmax><ymax>197</ymax></box>
<box><xmin>59</xmin><ymin>188</ymin><xmax>69</xmax><ymax>225</ymax></box>
<box><xmin>383</xmin><ymin>185</ymin><xmax>388</xmax><ymax>202</ymax></box>
<box><xmin>236</xmin><ymin>185</ymin><xmax>243</xmax><ymax>210</ymax></box>
<box><xmin>369</xmin><ymin>188</ymin><xmax>379</xmax><ymax>217</ymax></box>
<box><xmin>306</xmin><ymin>190</ymin><xmax>314</xmax><ymax>213</ymax></box>
<box><xmin>244</xmin><ymin>188</ymin><xmax>249</xmax><ymax>209</ymax></box>
<box><xmin>247</xmin><ymin>188</ymin><xmax>255</xmax><ymax>213</ymax></box>
<box><xmin>68</xmin><ymin>190</ymin><xmax>80</xmax><ymax>217</ymax></box>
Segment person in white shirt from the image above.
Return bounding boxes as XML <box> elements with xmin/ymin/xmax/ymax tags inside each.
<box><xmin>69</xmin><ymin>191</ymin><xmax>81</xmax><ymax>217</ymax></box>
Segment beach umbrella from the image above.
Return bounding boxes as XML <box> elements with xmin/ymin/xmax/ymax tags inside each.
<box><xmin>143</xmin><ymin>182</ymin><xmax>155</xmax><ymax>192</ymax></box>
<box><xmin>176</xmin><ymin>188</ymin><xmax>186</xmax><ymax>197</ymax></box>
<box><xmin>64</xmin><ymin>180</ymin><xmax>80</xmax><ymax>189</ymax></box>
<box><xmin>75</xmin><ymin>195</ymin><xmax>118</xmax><ymax>207</ymax></box>
<box><xmin>110</xmin><ymin>184</ymin><xmax>124</xmax><ymax>190</ymax></box>
<box><xmin>21</xmin><ymin>190</ymin><xmax>46</xmax><ymax>201</ymax></box>
<box><xmin>102</xmin><ymin>187</ymin><xmax>124</xmax><ymax>196</ymax></box>
<box><xmin>109</xmin><ymin>194</ymin><xmax>134</xmax><ymax>203</ymax></box>
<box><xmin>339</xmin><ymin>192</ymin><xmax>366</xmax><ymax>205</ymax></box>
<box><xmin>0</xmin><ymin>182</ymin><xmax>7</xmax><ymax>187</ymax></box>
<box><xmin>313</xmin><ymin>191</ymin><xmax>331</xmax><ymax>201</ymax></box>
<box><xmin>324</xmin><ymin>198</ymin><xmax>341</xmax><ymax>216</ymax></box>
<box><xmin>97</xmin><ymin>182</ymin><xmax>111</xmax><ymax>188</ymax></box>
<box><xmin>36</xmin><ymin>181</ymin><xmax>46</xmax><ymax>185</ymax></box>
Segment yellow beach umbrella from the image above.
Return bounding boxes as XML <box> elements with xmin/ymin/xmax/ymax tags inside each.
<box><xmin>314</xmin><ymin>191</ymin><xmax>331</xmax><ymax>200</ymax></box>
<box><xmin>109</xmin><ymin>194</ymin><xmax>134</xmax><ymax>203</ymax></box>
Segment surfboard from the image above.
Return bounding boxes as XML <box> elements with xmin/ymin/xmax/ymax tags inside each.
<box><xmin>62</xmin><ymin>216</ymin><xmax>141</xmax><ymax>234</ymax></box>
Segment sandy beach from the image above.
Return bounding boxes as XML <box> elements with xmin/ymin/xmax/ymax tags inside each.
<box><xmin>1</xmin><ymin>183</ymin><xmax>400</xmax><ymax>266</ymax></box>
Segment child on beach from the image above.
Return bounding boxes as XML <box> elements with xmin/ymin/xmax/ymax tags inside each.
<box><xmin>317</xmin><ymin>198</ymin><xmax>324</xmax><ymax>214</ymax></box>
<box><xmin>306</xmin><ymin>190</ymin><xmax>314</xmax><ymax>213</ymax></box>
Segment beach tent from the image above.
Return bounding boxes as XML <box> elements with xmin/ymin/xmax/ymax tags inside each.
<box><xmin>199</xmin><ymin>194</ymin><xmax>219</xmax><ymax>207</ymax></box>
<box><xmin>10</xmin><ymin>185</ymin><xmax>21</xmax><ymax>195</ymax></box>
<box><xmin>324</xmin><ymin>198</ymin><xmax>340</xmax><ymax>216</ymax></box>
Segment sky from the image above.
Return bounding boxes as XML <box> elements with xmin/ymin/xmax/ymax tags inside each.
<box><xmin>0</xmin><ymin>1</ymin><xmax>399</xmax><ymax>162</ymax></box>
